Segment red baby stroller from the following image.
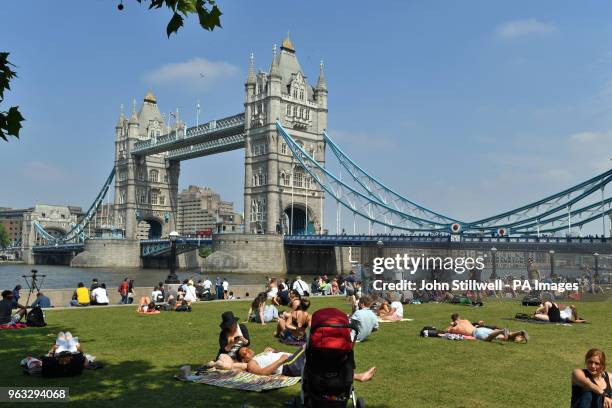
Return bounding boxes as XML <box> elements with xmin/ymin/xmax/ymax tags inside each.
<box><xmin>301</xmin><ymin>307</ymin><xmax>365</xmax><ymax>408</ymax></box>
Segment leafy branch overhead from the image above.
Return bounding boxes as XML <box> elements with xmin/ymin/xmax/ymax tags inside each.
<box><xmin>137</xmin><ymin>0</ymin><xmax>222</xmax><ymax>37</ymax></box>
<box><xmin>0</xmin><ymin>53</ymin><xmax>25</xmax><ymax>142</ymax></box>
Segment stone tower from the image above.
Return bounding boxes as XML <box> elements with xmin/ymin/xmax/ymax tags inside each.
<box><xmin>243</xmin><ymin>35</ymin><xmax>328</xmax><ymax>234</ymax></box>
<box><xmin>113</xmin><ymin>92</ymin><xmax>181</xmax><ymax>240</ymax></box>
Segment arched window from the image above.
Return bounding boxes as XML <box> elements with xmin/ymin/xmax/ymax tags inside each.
<box><xmin>299</xmin><ymin>89</ymin><xmax>304</xmax><ymax>100</ymax></box>
<box><xmin>286</xmin><ymin>104</ymin><xmax>291</xmax><ymax>116</ymax></box>
<box><xmin>299</xmin><ymin>107</ymin><xmax>303</xmax><ymax>118</ymax></box>
<box><xmin>305</xmin><ymin>109</ymin><xmax>310</xmax><ymax>120</ymax></box>
<box><xmin>149</xmin><ymin>169</ymin><xmax>159</xmax><ymax>182</ymax></box>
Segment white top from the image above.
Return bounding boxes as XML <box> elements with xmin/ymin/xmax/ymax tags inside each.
<box><xmin>91</xmin><ymin>287</ymin><xmax>109</xmax><ymax>304</ymax></box>
<box><xmin>390</xmin><ymin>301</ymin><xmax>403</xmax><ymax>318</ymax></box>
<box><xmin>56</xmin><ymin>337</ymin><xmax>79</xmax><ymax>354</ymax></box>
<box><xmin>151</xmin><ymin>289</ymin><xmax>163</xmax><ymax>301</ymax></box>
<box><xmin>292</xmin><ymin>280</ymin><xmax>308</xmax><ymax>296</ymax></box>
<box><xmin>252</xmin><ymin>352</ymin><xmax>288</xmax><ymax>375</ymax></box>
<box><xmin>222</xmin><ymin>281</ymin><xmax>229</xmax><ymax>290</ymax></box>
<box><xmin>184</xmin><ymin>285</ymin><xmax>197</xmax><ymax>302</ymax></box>
<box><xmin>267</xmin><ymin>287</ymin><xmax>278</xmax><ymax>300</ymax></box>
<box><xmin>203</xmin><ymin>280</ymin><xmax>212</xmax><ymax>290</ymax></box>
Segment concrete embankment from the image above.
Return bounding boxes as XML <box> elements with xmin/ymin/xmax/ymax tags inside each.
<box><xmin>30</xmin><ymin>284</ymin><xmax>265</xmax><ymax>308</ymax></box>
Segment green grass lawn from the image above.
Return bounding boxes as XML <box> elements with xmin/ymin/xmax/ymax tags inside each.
<box><xmin>0</xmin><ymin>297</ymin><xmax>610</xmax><ymax>408</ymax></box>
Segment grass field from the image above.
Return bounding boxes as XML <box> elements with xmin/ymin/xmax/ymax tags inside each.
<box><xmin>0</xmin><ymin>297</ymin><xmax>610</xmax><ymax>408</ymax></box>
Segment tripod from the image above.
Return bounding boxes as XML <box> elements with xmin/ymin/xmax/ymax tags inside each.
<box><xmin>22</xmin><ymin>269</ymin><xmax>46</xmax><ymax>308</ymax></box>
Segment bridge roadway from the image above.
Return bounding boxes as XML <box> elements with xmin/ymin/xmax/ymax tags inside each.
<box><xmin>30</xmin><ymin>234</ymin><xmax>612</xmax><ymax>258</ymax></box>
<box><xmin>131</xmin><ymin>113</ymin><xmax>245</xmax><ymax>159</ymax></box>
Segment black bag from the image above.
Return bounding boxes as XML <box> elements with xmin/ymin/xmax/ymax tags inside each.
<box><xmin>420</xmin><ymin>326</ymin><xmax>441</xmax><ymax>337</ymax></box>
<box><xmin>515</xmin><ymin>313</ymin><xmax>531</xmax><ymax>320</ymax></box>
<box><xmin>41</xmin><ymin>352</ymin><xmax>85</xmax><ymax>377</ymax></box>
<box><xmin>26</xmin><ymin>306</ymin><xmax>47</xmax><ymax>327</ymax></box>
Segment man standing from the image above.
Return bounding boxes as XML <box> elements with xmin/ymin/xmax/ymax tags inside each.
<box><xmin>118</xmin><ymin>278</ymin><xmax>129</xmax><ymax>304</ymax></box>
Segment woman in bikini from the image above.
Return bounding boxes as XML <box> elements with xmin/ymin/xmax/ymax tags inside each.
<box><xmin>274</xmin><ymin>290</ymin><xmax>302</xmax><ymax>337</ymax></box>
<box><xmin>279</xmin><ymin>298</ymin><xmax>311</xmax><ymax>343</ymax></box>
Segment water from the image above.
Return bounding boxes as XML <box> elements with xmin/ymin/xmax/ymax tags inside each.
<box><xmin>0</xmin><ymin>264</ymin><xmax>274</xmax><ymax>291</ymax></box>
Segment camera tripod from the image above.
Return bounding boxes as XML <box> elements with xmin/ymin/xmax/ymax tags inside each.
<box><xmin>22</xmin><ymin>269</ymin><xmax>46</xmax><ymax>308</ymax></box>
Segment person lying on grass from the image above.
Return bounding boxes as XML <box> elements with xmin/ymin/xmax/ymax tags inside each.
<box><xmin>533</xmin><ymin>296</ymin><xmax>587</xmax><ymax>323</ymax></box>
<box><xmin>237</xmin><ymin>346</ymin><xmax>377</xmax><ymax>381</ymax></box>
<box><xmin>571</xmin><ymin>348</ymin><xmax>612</xmax><ymax>408</ymax></box>
<box><xmin>136</xmin><ymin>297</ymin><xmax>159</xmax><ymax>314</ymax></box>
<box><xmin>446</xmin><ymin>313</ymin><xmax>529</xmax><ymax>343</ymax></box>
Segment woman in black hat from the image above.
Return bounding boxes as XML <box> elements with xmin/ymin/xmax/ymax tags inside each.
<box><xmin>217</xmin><ymin>311</ymin><xmax>250</xmax><ymax>360</ymax></box>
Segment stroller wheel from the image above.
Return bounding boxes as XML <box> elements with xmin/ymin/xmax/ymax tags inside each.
<box><xmin>356</xmin><ymin>397</ymin><xmax>365</xmax><ymax>408</ymax></box>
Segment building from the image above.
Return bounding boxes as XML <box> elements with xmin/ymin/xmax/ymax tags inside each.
<box><xmin>0</xmin><ymin>208</ymin><xmax>29</xmax><ymax>245</ymax></box>
<box><xmin>243</xmin><ymin>35</ymin><xmax>327</xmax><ymax>234</ymax></box>
<box><xmin>177</xmin><ymin>185</ymin><xmax>243</xmax><ymax>235</ymax></box>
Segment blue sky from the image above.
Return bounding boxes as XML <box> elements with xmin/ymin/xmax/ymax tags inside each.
<box><xmin>1</xmin><ymin>1</ymin><xmax>612</xmax><ymax>233</ymax></box>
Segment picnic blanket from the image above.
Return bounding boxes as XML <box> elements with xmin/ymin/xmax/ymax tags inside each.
<box><xmin>176</xmin><ymin>369</ymin><xmax>301</xmax><ymax>392</ymax></box>
<box><xmin>278</xmin><ymin>337</ymin><xmax>306</xmax><ymax>346</ymax></box>
<box><xmin>503</xmin><ymin>317</ymin><xmax>573</xmax><ymax>326</ymax></box>
<box><xmin>0</xmin><ymin>322</ymin><xmax>27</xmax><ymax>330</ymax></box>
<box><xmin>378</xmin><ymin>318</ymin><xmax>414</xmax><ymax>323</ymax></box>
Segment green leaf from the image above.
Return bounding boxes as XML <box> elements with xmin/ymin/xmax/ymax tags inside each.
<box><xmin>177</xmin><ymin>0</ymin><xmax>197</xmax><ymax>16</ymax></box>
<box><xmin>5</xmin><ymin>106</ymin><xmax>24</xmax><ymax>138</ymax></box>
<box><xmin>166</xmin><ymin>11</ymin><xmax>184</xmax><ymax>37</ymax></box>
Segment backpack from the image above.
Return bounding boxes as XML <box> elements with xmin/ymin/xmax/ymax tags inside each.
<box><xmin>26</xmin><ymin>306</ymin><xmax>47</xmax><ymax>327</ymax></box>
<box><xmin>515</xmin><ymin>313</ymin><xmax>531</xmax><ymax>320</ymax></box>
<box><xmin>42</xmin><ymin>352</ymin><xmax>84</xmax><ymax>377</ymax></box>
<box><xmin>420</xmin><ymin>326</ymin><xmax>441</xmax><ymax>337</ymax></box>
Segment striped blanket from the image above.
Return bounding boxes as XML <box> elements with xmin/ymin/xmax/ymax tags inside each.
<box><xmin>178</xmin><ymin>369</ymin><xmax>301</xmax><ymax>392</ymax></box>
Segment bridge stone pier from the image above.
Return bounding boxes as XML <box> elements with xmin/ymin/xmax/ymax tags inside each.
<box><xmin>22</xmin><ymin>205</ymin><xmax>80</xmax><ymax>264</ymax></box>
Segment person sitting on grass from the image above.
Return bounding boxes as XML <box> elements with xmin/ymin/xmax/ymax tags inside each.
<box><xmin>70</xmin><ymin>282</ymin><xmax>90</xmax><ymax>307</ymax></box>
<box><xmin>572</xmin><ymin>348</ymin><xmax>612</xmax><ymax>408</ymax></box>
<box><xmin>136</xmin><ymin>297</ymin><xmax>159</xmax><ymax>314</ymax></box>
<box><xmin>446</xmin><ymin>313</ymin><xmax>528</xmax><ymax>343</ymax></box>
<box><xmin>378</xmin><ymin>293</ymin><xmax>404</xmax><ymax>321</ymax></box>
<box><xmin>276</xmin><ymin>297</ymin><xmax>311</xmax><ymax>342</ymax></box>
<box><xmin>350</xmin><ymin>295</ymin><xmax>379</xmax><ymax>342</ymax></box>
<box><xmin>238</xmin><ymin>346</ymin><xmax>377</xmax><ymax>381</ymax></box>
<box><xmin>0</xmin><ymin>289</ymin><xmax>26</xmax><ymax>326</ymax></box>
<box><xmin>47</xmin><ymin>331</ymin><xmax>101</xmax><ymax>369</ymax></box>
<box><xmin>247</xmin><ymin>292</ymin><xmax>279</xmax><ymax>325</ymax></box>
<box><xmin>215</xmin><ymin>311</ymin><xmax>251</xmax><ymax>368</ymax></box>
<box><xmin>275</xmin><ymin>290</ymin><xmax>302</xmax><ymax>335</ymax></box>
<box><xmin>534</xmin><ymin>294</ymin><xmax>587</xmax><ymax>323</ymax></box>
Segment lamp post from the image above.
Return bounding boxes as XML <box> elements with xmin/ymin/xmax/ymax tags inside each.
<box><xmin>490</xmin><ymin>247</ymin><xmax>498</xmax><ymax>280</ymax></box>
<box><xmin>165</xmin><ymin>231</ymin><xmax>180</xmax><ymax>284</ymax></box>
<box><xmin>548</xmin><ymin>249</ymin><xmax>555</xmax><ymax>278</ymax></box>
<box><xmin>594</xmin><ymin>252</ymin><xmax>599</xmax><ymax>284</ymax></box>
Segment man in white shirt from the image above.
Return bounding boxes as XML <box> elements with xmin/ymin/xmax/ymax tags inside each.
<box><xmin>151</xmin><ymin>287</ymin><xmax>163</xmax><ymax>303</ymax></box>
<box><xmin>203</xmin><ymin>278</ymin><xmax>212</xmax><ymax>292</ymax></box>
<box><xmin>91</xmin><ymin>284</ymin><xmax>109</xmax><ymax>305</ymax></box>
<box><xmin>292</xmin><ymin>276</ymin><xmax>309</xmax><ymax>296</ymax></box>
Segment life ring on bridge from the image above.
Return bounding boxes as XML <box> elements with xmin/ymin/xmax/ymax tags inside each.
<box><xmin>450</xmin><ymin>223</ymin><xmax>462</xmax><ymax>233</ymax></box>
<box><xmin>497</xmin><ymin>227</ymin><xmax>509</xmax><ymax>237</ymax></box>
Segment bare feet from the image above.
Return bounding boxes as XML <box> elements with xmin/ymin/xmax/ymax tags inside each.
<box><xmin>354</xmin><ymin>366</ymin><xmax>376</xmax><ymax>382</ymax></box>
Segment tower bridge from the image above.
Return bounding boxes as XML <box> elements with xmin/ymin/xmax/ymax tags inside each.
<box><xmin>20</xmin><ymin>35</ymin><xmax>612</xmax><ymax>275</ymax></box>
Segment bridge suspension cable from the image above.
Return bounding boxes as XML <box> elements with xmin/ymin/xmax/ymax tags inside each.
<box><xmin>33</xmin><ymin>168</ymin><xmax>116</xmax><ymax>244</ymax></box>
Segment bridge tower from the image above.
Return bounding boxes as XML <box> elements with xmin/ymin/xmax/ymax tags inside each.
<box><xmin>244</xmin><ymin>36</ymin><xmax>328</xmax><ymax>234</ymax></box>
<box><xmin>113</xmin><ymin>92</ymin><xmax>181</xmax><ymax>240</ymax></box>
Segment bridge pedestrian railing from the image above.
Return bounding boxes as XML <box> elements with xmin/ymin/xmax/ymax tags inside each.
<box><xmin>140</xmin><ymin>237</ymin><xmax>212</xmax><ymax>257</ymax></box>
<box><xmin>132</xmin><ymin>113</ymin><xmax>245</xmax><ymax>156</ymax></box>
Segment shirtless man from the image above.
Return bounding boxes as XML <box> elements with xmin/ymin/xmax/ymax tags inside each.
<box><xmin>238</xmin><ymin>346</ymin><xmax>376</xmax><ymax>381</ymax></box>
<box><xmin>446</xmin><ymin>313</ymin><xmax>529</xmax><ymax>342</ymax></box>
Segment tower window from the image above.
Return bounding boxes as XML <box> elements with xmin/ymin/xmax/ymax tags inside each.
<box><xmin>299</xmin><ymin>90</ymin><xmax>304</xmax><ymax>100</ymax></box>
<box><xmin>281</xmin><ymin>143</ymin><xmax>287</xmax><ymax>155</ymax></box>
<box><xmin>286</xmin><ymin>104</ymin><xmax>291</xmax><ymax>116</ymax></box>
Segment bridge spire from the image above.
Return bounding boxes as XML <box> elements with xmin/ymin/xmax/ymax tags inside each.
<box><xmin>129</xmin><ymin>97</ymin><xmax>138</xmax><ymax>125</ymax></box>
<box><xmin>247</xmin><ymin>52</ymin><xmax>256</xmax><ymax>85</ymax></box>
<box><xmin>116</xmin><ymin>104</ymin><xmax>125</xmax><ymax>128</ymax></box>
<box><xmin>270</xmin><ymin>44</ymin><xmax>280</xmax><ymax>78</ymax></box>
<box><xmin>316</xmin><ymin>58</ymin><xmax>327</xmax><ymax>91</ymax></box>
